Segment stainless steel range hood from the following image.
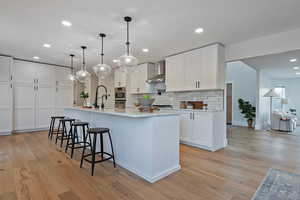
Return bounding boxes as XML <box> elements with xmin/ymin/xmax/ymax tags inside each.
<box><xmin>146</xmin><ymin>60</ymin><xmax>165</xmax><ymax>83</ymax></box>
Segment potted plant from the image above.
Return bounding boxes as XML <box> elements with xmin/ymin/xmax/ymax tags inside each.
<box><xmin>80</xmin><ymin>91</ymin><xmax>89</xmax><ymax>107</ymax></box>
<box><xmin>238</xmin><ymin>98</ymin><xmax>256</xmax><ymax>128</ymax></box>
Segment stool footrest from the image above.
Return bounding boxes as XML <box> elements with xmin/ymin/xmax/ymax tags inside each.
<box><xmin>82</xmin><ymin>152</ymin><xmax>114</xmax><ymax>163</ymax></box>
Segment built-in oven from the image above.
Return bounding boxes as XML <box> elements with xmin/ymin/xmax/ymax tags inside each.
<box><xmin>115</xmin><ymin>87</ymin><xmax>126</xmax><ymax>110</ymax></box>
<box><xmin>115</xmin><ymin>87</ymin><xmax>126</xmax><ymax>101</ymax></box>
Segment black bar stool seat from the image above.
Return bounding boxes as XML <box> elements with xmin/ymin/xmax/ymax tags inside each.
<box><xmin>65</xmin><ymin>121</ymin><xmax>91</xmax><ymax>159</ymax></box>
<box><xmin>80</xmin><ymin>127</ymin><xmax>116</xmax><ymax>176</ymax></box>
<box><xmin>55</xmin><ymin>118</ymin><xmax>75</xmax><ymax>147</ymax></box>
<box><xmin>48</xmin><ymin>116</ymin><xmax>65</xmax><ymax>139</ymax></box>
<box><xmin>88</xmin><ymin>128</ymin><xmax>109</xmax><ymax>133</ymax></box>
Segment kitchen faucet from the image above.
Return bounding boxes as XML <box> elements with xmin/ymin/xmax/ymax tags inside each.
<box><xmin>94</xmin><ymin>85</ymin><xmax>109</xmax><ymax>109</ymax></box>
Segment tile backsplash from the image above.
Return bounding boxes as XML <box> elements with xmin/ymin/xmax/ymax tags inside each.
<box><xmin>132</xmin><ymin>90</ymin><xmax>224</xmax><ymax>111</ymax></box>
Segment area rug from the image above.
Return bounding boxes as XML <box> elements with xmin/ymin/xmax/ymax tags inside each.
<box><xmin>252</xmin><ymin>168</ymin><xmax>300</xmax><ymax>200</ymax></box>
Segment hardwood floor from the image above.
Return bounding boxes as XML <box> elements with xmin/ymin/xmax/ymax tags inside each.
<box><xmin>1</xmin><ymin>127</ymin><xmax>300</xmax><ymax>200</ymax></box>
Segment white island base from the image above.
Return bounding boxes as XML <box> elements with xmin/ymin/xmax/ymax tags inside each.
<box><xmin>65</xmin><ymin>108</ymin><xmax>181</xmax><ymax>183</ymax></box>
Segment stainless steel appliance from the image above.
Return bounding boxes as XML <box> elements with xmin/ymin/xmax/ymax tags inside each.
<box><xmin>146</xmin><ymin>60</ymin><xmax>166</xmax><ymax>83</ymax></box>
<box><xmin>115</xmin><ymin>87</ymin><xmax>126</xmax><ymax>110</ymax></box>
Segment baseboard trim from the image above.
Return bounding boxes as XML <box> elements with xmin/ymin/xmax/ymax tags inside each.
<box><xmin>180</xmin><ymin>140</ymin><xmax>226</xmax><ymax>152</ymax></box>
<box><xmin>116</xmin><ymin>159</ymin><xmax>181</xmax><ymax>183</ymax></box>
<box><xmin>13</xmin><ymin>127</ymin><xmax>48</xmax><ymax>133</ymax></box>
<box><xmin>0</xmin><ymin>131</ymin><xmax>12</xmax><ymax>136</ymax></box>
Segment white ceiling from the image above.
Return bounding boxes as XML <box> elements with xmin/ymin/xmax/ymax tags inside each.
<box><xmin>242</xmin><ymin>50</ymin><xmax>300</xmax><ymax>79</ymax></box>
<box><xmin>1</xmin><ymin>0</ymin><xmax>300</xmax><ymax>69</ymax></box>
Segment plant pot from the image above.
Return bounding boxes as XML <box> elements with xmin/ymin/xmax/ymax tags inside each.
<box><xmin>247</xmin><ymin>119</ymin><xmax>254</xmax><ymax>128</ymax></box>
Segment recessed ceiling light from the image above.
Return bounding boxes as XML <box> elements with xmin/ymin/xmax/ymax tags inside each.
<box><xmin>293</xmin><ymin>66</ymin><xmax>299</xmax><ymax>70</ymax></box>
<box><xmin>142</xmin><ymin>48</ymin><xmax>149</xmax><ymax>53</ymax></box>
<box><xmin>194</xmin><ymin>28</ymin><xmax>204</xmax><ymax>34</ymax></box>
<box><xmin>43</xmin><ymin>43</ymin><xmax>51</xmax><ymax>48</ymax></box>
<box><xmin>290</xmin><ymin>58</ymin><xmax>297</xmax><ymax>62</ymax></box>
<box><xmin>61</xmin><ymin>20</ymin><xmax>72</xmax><ymax>27</ymax></box>
<box><xmin>33</xmin><ymin>56</ymin><xmax>40</xmax><ymax>60</ymax></box>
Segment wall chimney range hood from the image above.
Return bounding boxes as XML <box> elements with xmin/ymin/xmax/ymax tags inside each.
<box><xmin>146</xmin><ymin>60</ymin><xmax>165</xmax><ymax>83</ymax></box>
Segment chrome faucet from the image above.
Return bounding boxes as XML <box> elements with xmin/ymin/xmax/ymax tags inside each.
<box><xmin>94</xmin><ymin>85</ymin><xmax>109</xmax><ymax>109</ymax></box>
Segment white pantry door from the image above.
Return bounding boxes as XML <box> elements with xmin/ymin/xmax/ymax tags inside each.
<box><xmin>0</xmin><ymin>56</ymin><xmax>13</xmax><ymax>134</ymax></box>
<box><xmin>54</xmin><ymin>67</ymin><xmax>73</xmax><ymax>116</ymax></box>
<box><xmin>35</xmin><ymin>64</ymin><xmax>55</xmax><ymax>129</ymax></box>
<box><xmin>13</xmin><ymin>61</ymin><xmax>37</xmax><ymax>130</ymax></box>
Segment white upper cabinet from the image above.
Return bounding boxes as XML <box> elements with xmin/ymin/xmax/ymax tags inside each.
<box><xmin>130</xmin><ymin>63</ymin><xmax>154</xmax><ymax>94</ymax></box>
<box><xmin>165</xmin><ymin>54</ymin><xmax>185</xmax><ymax>92</ymax></box>
<box><xmin>166</xmin><ymin>44</ymin><xmax>225</xmax><ymax>92</ymax></box>
<box><xmin>114</xmin><ymin>68</ymin><xmax>127</xmax><ymax>88</ymax></box>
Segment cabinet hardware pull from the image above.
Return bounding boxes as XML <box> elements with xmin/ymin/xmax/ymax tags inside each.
<box><xmin>10</xmin><ymin>75</ymin><xmax>13</xmax><ymax>81</ymax></box>
<box><xmin>10</xmin><ymin>84</ymin><xmax>12</xmax><ymax>88</ymax></box>
<box><xmin>190</xmin><ymin>113</ymin><xmax>192</xmax><ymax>119</ymax></box>
<box><xmin>193</xmin><ymin>113</ymin><xmax>195</xmax><ymax>120</ymax></box>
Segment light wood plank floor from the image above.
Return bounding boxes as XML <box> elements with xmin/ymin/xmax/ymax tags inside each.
<box><xmin>1</xmin><ymin>127</ymin><xmax>300</xmax><ymax>200</ymax></box>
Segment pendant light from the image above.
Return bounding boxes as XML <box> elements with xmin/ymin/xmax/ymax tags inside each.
<box><xmin>76</xmin><ymin>46</ymin><xmax>90</xmax><ymax>83</ymax></box>
<box><xmin>68</xmin><ymin>54</ymin><xmax>76</xmax><ymax>81</ymax></box>
<box><xmin>93</xmin><ymin>33</ymin><xmax>112</xmax><ymax>80</ymax></box>
<box><xmin>119</xmin><ymin>16</ymin><xmax>138</xmax><ymax>68</ymax></box>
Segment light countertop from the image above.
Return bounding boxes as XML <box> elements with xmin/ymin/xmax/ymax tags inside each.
<box><xmin>65</xmin><ymin>107</ymin><xmax>180</xmax><ymax>118</ymax></box>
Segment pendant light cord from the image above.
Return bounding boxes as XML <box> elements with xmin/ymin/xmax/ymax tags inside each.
<box><xmin>126</xmin><ymin>20</ymin><xmax>130</xmax><ymax>55</ymax></box>
<box><xmin>70</xmin><ymin>54</ymin><xmax>74</xmax><ymax>74</ymax></box>
<box><xmin>82</xmin><ymin>47</ymin><xmax>86</xmax><ymax>70</ymax></box>
<box><xmin>101</xmin><ymin>35</ymin><xmax>104</xmax><ymax>64</ymax></box>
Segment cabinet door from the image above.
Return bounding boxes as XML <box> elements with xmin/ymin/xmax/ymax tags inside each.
<box><xmin>138</xmin><ymin>63</ymin><xmax>149</xmax><ymax>93</ymax></box>
<box><xmin>36</xmin><ymin>85</ymin><xmax>54</xmax><ymax>129</ymax></box>
<box><xmin>180</xmin><ymin>113</ymin><xmax>194</xmax><ymax>142</ymax></box>
<box><xmin>166</xmin><ymin>54</ymin><xmax>185</xmax><ymax>92</ymax></box>
<box><xmin>184</xmin><ymin>49</ymin><xmax>202</xmax><ymax>90</ymax></box>
<box><xmin>55</xmin><ymin>67</ymin><xmax>72</xmax><ymax>87</ymax></box>
<box><xmin>130</xmin><ymin>67</ymin><xmax>139</xmax><ymax>94</ymax></box>
<box><xmin>199</xmin><ymin>45</ymin><xmax>218</xmax><ymax>89</ymax></box>
<box><xmin>193</xmin><ymin>113</ymin><xmax>213</xmax><ymax>147</ymax></box>
<box><xmin>0</xmin><ymin>57</ymin><xmax>12</xmax><ymax>133</ymax></box>
<box><xmin>55</xmin><ymin>85</ymin><xmax>73</xmax><ymax>115</ymax></box>
<box><xmin>14</xmin><ymin>83</ymin><xmax>36</xmax><ymax>130</ymax></box>
<box><xmin>13</xmin><ymin>61</ymin><xmax>37</xmax><ymax>130</ymax></box>
<box><xmin>114</xmin><ymin>69</ymin><xmax>127</xmax><ymax>88</ymax></box>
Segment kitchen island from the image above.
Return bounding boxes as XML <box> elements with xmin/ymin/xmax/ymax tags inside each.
<box><xmin>64</xmin><ymin>107</ymin><xmax>181</xmax><ymax>183</ymax></box>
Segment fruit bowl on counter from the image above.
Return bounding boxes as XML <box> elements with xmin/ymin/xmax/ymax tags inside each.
<box><xmin>134</xmin><ymin>96</ymin><xmax>157</xmax><ymax>113</ymax></box>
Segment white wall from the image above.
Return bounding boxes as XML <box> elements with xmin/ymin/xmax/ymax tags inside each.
<box><xmin>226</xmin><ymin>28</ymin><xmax>300</xmax><ymax>62</ymax></box>
<box><xmin>256</xmin><ymin>70</ymin><xmax>272</xmax><ymax>130</ymax></box>
<box><xmin>272</xmin><ymin>78</ymin><xmax>300</xmax><ymax>123</ymax></box>
<box><xmin>226</xmin><ymin>61</ymin><xmax>257</xmax><ymax>126</ymax></box>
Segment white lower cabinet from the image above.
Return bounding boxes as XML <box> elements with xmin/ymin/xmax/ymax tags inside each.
<box><xmin>179</xmin><ymin>111</ymin><xmax>226</xmax><ymax>151</ymax></box>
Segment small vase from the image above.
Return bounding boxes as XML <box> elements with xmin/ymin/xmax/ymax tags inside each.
<box><xmin>247</xmin><ymin>119</ymin><xmax>254</xmax><ymax>128</ymax></box>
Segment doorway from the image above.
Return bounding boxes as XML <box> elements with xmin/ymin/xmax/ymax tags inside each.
<box><xmin>226</xmin><ymin>83</ymin><xmax>233</xmax><ymax>125</ymax></box>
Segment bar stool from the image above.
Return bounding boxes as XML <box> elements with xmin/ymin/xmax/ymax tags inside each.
<box><xmin>48</xmin><ymin>116</ymin><xmax>65</xmax><ymax>140</ymax></box>
<box><xmin>55</xmin><ymin>118</ymin><xmax>75</xmax><ymax>148</ymax></box>
<box><xmin>80</xmin><ymin>127</ymin><xmax>116</xmax><ymax>176</ymax></box>
<box><xmin>65</xmin><ymin>121</ymin><xmax>91</xmax><ymax>159</ymax></box>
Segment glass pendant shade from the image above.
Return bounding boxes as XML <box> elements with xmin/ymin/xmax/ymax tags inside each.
<box><xmin>93</xmin><ymin>63</ymin><xmax>112</xmax><ymax>80</ymax></box>
<box><xmin>119</xmin><ymin>54</ymin><xmax>138</xmax><ymax>67</ymax></box>
<box><xmin>76</xmin><ymin>46</ymin><xmax>90</xmax><ymax>83</ymax></box>
<box><xmin>93</xmin><ymin>33</ymin><xmax>112</xmax><ymax>80</ymax></box>
<box><xmin>76</xmin><ymin>68</ymin><xmax>90</xmax><ymax>83</ymax></box>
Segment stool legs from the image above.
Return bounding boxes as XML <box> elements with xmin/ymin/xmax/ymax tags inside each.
<box><xmin>108</xmin><ymin>131</ymin><xmax>116</xmax><ymax>168</ymax></box>
<box><xmin>91</xmin><ymin>134</ymin><xmax>97</xmax><ymax>176</ymax></box>
<box><xmin>55</xmin><ymin>120</ymin><xmax>64</xmax><ymax>144</ymax></box>
<box><xmin>48</xmin><ymin>118</ymin><xmax>54</xmax><ymax>138</ymax></box>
